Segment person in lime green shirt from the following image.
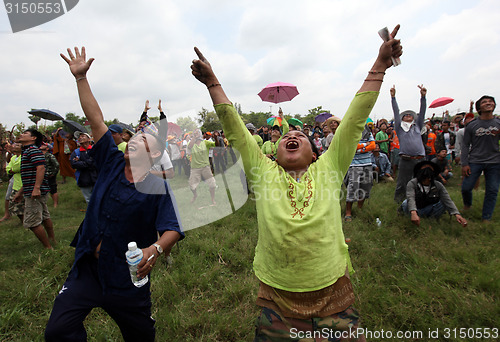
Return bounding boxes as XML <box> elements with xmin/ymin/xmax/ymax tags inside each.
<box><xmin>191</xmin><ymin>25</ymin><xmax>402</xmax><ymax>341</ymax></box>
<box><xmin>6</xmin><ymin>143</ymin><xmax>24</xmax><ymax>222</ymax></box>
<box><xmin>261</xmin><ymin>109</ymin><xmax>289</xmax><ymax>160</ymax></box>
<box><xmin>187</xmin><ymin>129</ymin><xmax>217</xmax><ymax>205</ymax></box>
<box><xmin>109</xmin><ymin>124</ymin><xmax>127</xmax><ymax>153</ymax></box>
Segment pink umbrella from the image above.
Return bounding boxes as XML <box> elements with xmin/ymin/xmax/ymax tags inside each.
<box><xmin>258</xmin><ymin>82</ymin><xmax>299</xmax><ymax>104</ymax></box>
<box><xmin>429</xmin><ymin>97</ymin><xmax>454</xmax><ymax>108</ymax></box>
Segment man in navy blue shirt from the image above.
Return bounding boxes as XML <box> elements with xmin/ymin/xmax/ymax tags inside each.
<box><xmin>45</xmin><ymin>47</ymin><xmax>184</xmax><ymax>341</ymax></box>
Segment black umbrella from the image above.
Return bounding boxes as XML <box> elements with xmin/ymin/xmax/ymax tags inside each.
<box><xmin>28</xmin><ymin>109</ymin><xmax>64</xmax><ymax>121</ymax></box>
<box><xmin>118</xmin><ymin>122</ymin><xmax>135</xmax><ymax>134</ymax></box>
<box><xmin>63</xmin><ymin>120</ymin><xmax>88</xmax><ymax>134</ymax></box>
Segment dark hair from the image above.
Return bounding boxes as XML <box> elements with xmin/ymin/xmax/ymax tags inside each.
<box><xmin>306</xmin><ymin>136</ymin><xmax>320</xmax><ymax>163</ymax></box>
<box><xmin>475</xmin><ymin>95</ymin><xmax>496</xmax><ymax>114</ymax></box>
<box><xmin>25</xmin><ymin>129</ymin><xmax>43</xmax><ymax>147</ymax></box>
<box><xmin>442</xmin><ymin>120</ymin><xmax>450</xmax><ymax>125</ymax></box>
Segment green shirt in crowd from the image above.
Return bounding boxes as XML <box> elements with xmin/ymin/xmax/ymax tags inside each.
<box><xmin>214</xmin><ymin>91</ymin><xmax>379</xmax><ymax>292</ymax></box>
<box><xmin>375</xmin><ymin>130</ymin><xmax>389</xmax><ymax>154</ymax></box>
<box><xmin>6</xmin><ymin>154</ymin><xmax>22</xmax><ymax>191</ymax></box>
<box><xmin>190</xmin><ymin>139</ymin><xmax>215</xmax><ymax>169</ymax></box>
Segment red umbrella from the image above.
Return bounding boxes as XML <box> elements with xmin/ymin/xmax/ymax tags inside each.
<box><xmin>258</xmin><ymin>82</ymin><xmax>299</xmax><ymax>104</ymax></box>
<box><xmin>429</xmin><ymin>97</ymin><xmax>454</xmax><ymax>108</ymax></box>
<box><xmin>167</xmin><ymin>122</ymin><xmax>182</xmax><ymax>138</ymax></box>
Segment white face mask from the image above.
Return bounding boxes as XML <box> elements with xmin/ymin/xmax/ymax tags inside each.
<box><xmin>401</xmin><ymin>120</ymin><xmax>415</xmax><ymax>132</ymax></box>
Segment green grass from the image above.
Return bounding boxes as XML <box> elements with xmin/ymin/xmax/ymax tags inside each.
<box><xmin>0</xmin><ymin>166</ymin><xmax>498</xmax><ymax>341</ymax></box>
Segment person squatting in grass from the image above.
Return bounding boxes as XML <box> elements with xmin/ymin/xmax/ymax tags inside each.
<box><xmin>45</xmin><ymin>47</ymin><xmax>184</xmax><ymax>341</ymax></box>
<box><xmin>191</xmin><ymin>24</ymin><xmax>402</xmax><ymax>341</ymax></box>
<box><xmin>400</xmin><ymin>160</ymin><xmax>467</xmax><ymax>227</ymax></box>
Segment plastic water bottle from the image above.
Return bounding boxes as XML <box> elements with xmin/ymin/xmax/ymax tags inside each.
<box><xmin>376</xmin><ymin>217</ymin><xmax>382</xmax><ymax>227</ymax></box>
<box><xmin>125</xmin><ymin>242</ymin><xmax>148</xmax><ymax>287</ymax></box>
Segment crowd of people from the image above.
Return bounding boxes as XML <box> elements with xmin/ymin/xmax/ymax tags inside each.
<box><xmin>0</xmin><ymin>25</ymin><xmax>498</xmax><ymax>341</ymax></box>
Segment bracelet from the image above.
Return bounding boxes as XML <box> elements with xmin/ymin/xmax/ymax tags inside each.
<box><xmin>364</xmin><ymin>78</ymin><xmax>384</xmax><ymax>82</ymax></box>
<box><xmin>207</xmin><ymin>83</ymin><xmax>221</xmax><ymax>89</ymax></box>
<box><xmin>368</xmin><ymin>70</ymin><xmax>386</xmax><ymax>75</ymax></box>
<box><xmin>76</xmin><ymin>77</ymin><xmax>86</xmax><ymax>82</ymax></box>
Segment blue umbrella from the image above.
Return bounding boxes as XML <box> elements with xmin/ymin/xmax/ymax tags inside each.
<box><xmin>28</xmin><ymin>109</ymin><xmax>64</xmax><ymax>121</ymax></box>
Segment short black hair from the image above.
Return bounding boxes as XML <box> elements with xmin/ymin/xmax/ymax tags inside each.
<box><xmin>25</xmin><ymin>129</ymin><xmax>43</xmax><ymax>147</ymax></box>
<box><xmin>442</xmin><ymin>120</ymin><xmax>451</xmax><ymax>125</ymax></box>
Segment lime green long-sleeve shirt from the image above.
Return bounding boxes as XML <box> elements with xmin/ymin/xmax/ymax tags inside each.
<box><xmin>215</xmin><ymin>92</ymin><xmax>379</xmax><ymax>292</ymax></box>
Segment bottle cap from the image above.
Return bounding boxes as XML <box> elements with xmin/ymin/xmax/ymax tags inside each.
<box><xmin>128</xmin><ymin>241</ymin><xmax>137</xmax><ymax>251</ymax></box>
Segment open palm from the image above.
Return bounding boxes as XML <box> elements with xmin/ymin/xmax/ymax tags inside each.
<box><xmin>60</xmin><ymin>46</ymin><xmax>94</xmax><ymax>78</ymax></box>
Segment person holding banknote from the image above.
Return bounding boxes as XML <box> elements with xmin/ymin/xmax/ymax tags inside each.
<box><xmin>191</xmin><ymin>25</ymin><xmax>402</xmax><ymax>341</ymax></box>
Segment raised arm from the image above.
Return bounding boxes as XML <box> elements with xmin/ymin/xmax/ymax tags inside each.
<box><xmin>191</xmin><ymin>47</ymin><xmax>231</xmax><ymax>106</ymax></box>
<box><xmin>416</xmin><ymin>84</ymin><xmax>427</xmax><ymax>128</ymax></box>
<box><xmin>357</xmin><ymin>25</ymin><xmax>402</xmax><ymax>94</ymax></box>
<box><xmin>60</xmin><ymin>47</ymin><xmax>108</xmax><ymax>143</ymax></box>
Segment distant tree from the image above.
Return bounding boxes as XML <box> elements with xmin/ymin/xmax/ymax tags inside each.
<box><xmin>176</xmin><ymin>116</ymin><xmax>198</xmax><ymax>133</ymax></box>
<box><xmin>234</xmin><ymin>102</ymin><xmax>243</xmax><ymax>115</ymax></box>
<box><xmin>197</xmin><ymin>108</ymin><xmax>221</xmax><ymax>132</ymax></box>
<box><xmin>302</xmin><ymin>106</ymin><xmax>330</xmax><ymax>126</ymax></box>
<box><xmin>241</xmin><ymin>111</ymin><xmax>269</xmax><ymax>129</ymax></box>
<box><xmin>65</xmin><ymin>112</ymin><xmax>86</xmax><ymax>125</ymax></box>
<box><xmin>28</xmin><ymin>115</ymin><xmax>41</xmax><ymax>128</ymax></box>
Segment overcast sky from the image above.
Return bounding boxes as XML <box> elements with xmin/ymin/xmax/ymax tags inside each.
<box><xmin>1</xmin><ymin>0</ymin><xmax>499</xmax><ymax>131</ymax></box>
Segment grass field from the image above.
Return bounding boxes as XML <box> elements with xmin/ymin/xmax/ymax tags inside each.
<box><xmin>0</xmin><ymin>164</ymin><xmax>498</xmax><ymax>341</ymax></box>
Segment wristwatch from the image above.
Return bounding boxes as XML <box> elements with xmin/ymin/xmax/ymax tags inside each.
<box><xmin>152</xmin><ymin>243</ymin><xmax>163</xmax><ymax>255</ymax></box>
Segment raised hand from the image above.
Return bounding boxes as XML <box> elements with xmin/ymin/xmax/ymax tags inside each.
<box><xmin>60</xmin><ymin>46</ymin><xmax>94</xmax><ymax>79</ymax></box>
<box><xmin>144</xmin><ymin>100</ymin><xmax>151</xmax><ymax>112</ymax></box>
<box><xmin>158</xmin><ymin>99</ymin><xmax>162</xmax><ymax>112</ymax></box>
<box><xmin>418</xmin><ymin>84</ymin><xmax>427</xmax><ymax>97</ymax></box>
<box><xmin>390</xmin><ymin>85</ymin><xmax>396</xmax><ymax>97</ymax></box>
<box><xmin>376</xmin><ymin>25</ymin><xmax>402</xmax><ymax>69</ymax></box>
<box><xmin>191</xmin><ymin>47</ymin><xmax>218</xmax><ymax>86</ymax></box>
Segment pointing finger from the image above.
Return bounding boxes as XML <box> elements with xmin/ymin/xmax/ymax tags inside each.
<box><xmin>194</xmin><ymin>47</ymin><xmax>206</xmax><ymax>62</ymax></box>
<box><xmin>390</xmin><ymin>24</ymin><xmax>400</xmax><ymax>39</ymax></box>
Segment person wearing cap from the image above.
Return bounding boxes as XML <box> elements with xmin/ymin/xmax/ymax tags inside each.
<box><xmin>400</xmin><ymin>160</ymin><xmax>467</xmax><ymax>227</ymax></box>
<box><xmin>70</xmin><ymin>132</ymin><xmax>97</xmax><ymax>204</ymax></box>
<box><xmin>246</xmin><ymin>122</ymin><xmax>263</xmax><ymax>148</ymax></box>
<box><xmin>40</xmin><ymin>143</ymin><xmax>60</xmax><ymax>208</ymax></box>
<box><xmin>46</xmin><ymin>47</ymin><xmax>184</xmax><ymax>341</ymax></box>
<box><xmin>108</xmin><ymin>124</ymin><xmax>127</xmax><ymax>153</ymax></box>
<box><xmin>375</xmin><ymin>121</ymin><xmax>390</xmax><ymax>155</ymax></box>
<box><xmin>261</xmin><ymin>111</ymin><xmax>289</xmax><ymax>160</ymax></box>
<box><xmin>391</xmin><ymin>84</ymin><xmax>427</xmax><ymax>203</ymax></box>
<box><xmin>461</xmin><ymin>95</ymin><xmax>500</xmax><ymax>222</ymax></box>
<box><xmin>121</xmin><ymin>127</ymin><xmax>134</xmax><ymax>142</ymax></box>
<box><xmin>191</xmin><ymin>23</ymin><xmax>402</xmax><ymax>340</ymax></box>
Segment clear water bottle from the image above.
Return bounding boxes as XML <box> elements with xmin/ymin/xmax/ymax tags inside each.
<box><xmin>376</xmin><ymin>217</ymin><xmax>382</xmax><ymax>227</ymax></box>
<box><xmin>125</xmin><ymin>242</ymin><xmax>149</xmax><ymax>287</ymax></box>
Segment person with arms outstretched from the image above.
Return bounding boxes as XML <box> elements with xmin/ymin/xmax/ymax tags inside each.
<box><xmin>191</xmin><ymin>25</ymin><xmax>402</xmax><ymax>341</ymax></box>
<box><xmin>45</xmin><ymin>47</ymin><xmax>183</xmax><ymax>341</ymax></box>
